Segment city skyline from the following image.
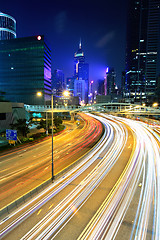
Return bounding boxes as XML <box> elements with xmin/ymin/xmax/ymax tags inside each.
<box><xmin>0</xmin><ymin>0</ymin><xmax>128</xmax><ymax>87</ymax></box>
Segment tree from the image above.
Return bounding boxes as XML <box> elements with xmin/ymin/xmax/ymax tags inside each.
<box><xmin>10</xmin><ymin>119</ymin><xmax>30</xmax><ymax>137</ymax></box>
<box><xmin>54</xmin><ymin>116</ymin><xmax>62</xmax><ymax>129</ymax></box>
<box><xmin>37</xmin><ymin>119</ymin><xmax>51</xmax><ymax>131</ymax></box>
<box><xmin>36</xmin><ymin>116</ymin><xmax>62</xmax><ymax>132</ymax></box>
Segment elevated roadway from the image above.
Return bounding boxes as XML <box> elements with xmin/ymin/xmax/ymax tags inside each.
<box><xmin>24</xmin><ymin>102</ymin><xmax>160</xmax><ymax>116</ymax></box>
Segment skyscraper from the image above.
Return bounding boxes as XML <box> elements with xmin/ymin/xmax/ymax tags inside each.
<box><xmin>145</xmin><ymin>0</ymin><xmax>160</xmax><ymax>101</ymax></box>
<box><xmin>74</xmin><ymin>40</ymin><xmax>89</xmax><ymax>104</ymax></box>
<box><xmin>105</xmin><ymin>67</ymin><xmax>116</xmax><ymax>96</ymax></box>
<box><xmin>125</xmin><ymin>0</ymin><xmax>160</xmax><ymax>103</ymax></box>
<box><xmin>0</xmin><ymin>35</ymin><xmax>51</xmax><ymax>105</ymax></box>
<box><xmin>52</xmin><ymin>69</ymin><xmax>65</xmax><ymax>96</ymax></box>
<box><xmin>0</xmin><ymin>12</ymin><xmax>16</xmax><ymax>40</ymax></box>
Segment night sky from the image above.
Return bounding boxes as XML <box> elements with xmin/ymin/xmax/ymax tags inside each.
<box><xmin>1</xmin><ymin>0</ymin><xmax>128</xmax><ymax>87</ymax></box>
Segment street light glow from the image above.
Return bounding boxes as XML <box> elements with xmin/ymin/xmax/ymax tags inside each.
<box><xmin>37</xmin><ymin>91</ymin><xmax>42</xmax><ymax>97</ymax></box>
<box><xmin>63</xmin><ymin>90</ymin><xmax>70</xmax><ymax>97</ymax></box>
<box><xmin>153</xmin><ymin>102</ymin><xmax>158</xmax><ymax>107</ymax></box>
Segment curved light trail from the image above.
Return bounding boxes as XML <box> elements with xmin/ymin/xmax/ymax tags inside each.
<box><xmin>17</xmin><ymin>115</ymin><xmax>128</xmax><ymax>239</ymax></box>
<box><xmin>78</xmin><ymin>114</ymin><xmax>160</xmax><ymax>240</ymax></box>
<box><xmin>0</xmin><ymin>114</ymin><xmax>110</xmax><ymax>238</ymax></box>
<box><xmin>0</xmin><ymin>113</ymin><xmax>159</xmax><ymax>240</ymax></box>
<box><xmin>0</xmin><ymin>113</ymin><xmax>103</xmax><ymax>208</ymax></box>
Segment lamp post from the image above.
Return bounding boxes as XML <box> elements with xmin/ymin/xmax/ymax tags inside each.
<box><xmin>37</xmin><ymin>91</ymin><xmax>54</xmax><ymax>182</ymax></box>
<box><xmin>51</xmin><ymin>93</ymin><xmax>54</xmax><ymax>182</ymax></box>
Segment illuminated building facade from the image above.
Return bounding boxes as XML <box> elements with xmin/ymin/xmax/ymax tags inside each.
<box><xmin>66</xmin><ymin>77</ymin><xmax>75</xmax><ymax>96</ymax></box>
<box><xmin>74</xmin><ymin>41</ymin><xmax>89</xmax><ymax>104</ymax></box>
<box><xmin>145</xmin><ymin>0</ymin><xmax>160</xmax><ymax>101</ymax></box>
<box><xmin>125</xmin><ymin>0</ymin><xmax>160</xmax><ymax>103</ymax></box>
<box><xmin>0</xmin><ymin>12</ymin><xmax>16</xmax><ymax>40</ymax></box>
<box><xmin>106</xmin><ymin>67</ymin><xmax>116</xmax><ymax>96</ymax></box>
<box><xmin>74</xmin><ymin>79</ymin><xmax>85</xmax><ymax>105</ymax></box>
<box><xmin>98</xmin><ymin>67</ymin><xmax>117</xmax><ymax>101</ymax></box>
<box><xmin>0</xmin><ymin>35</ymin><xmax>51</xmax><ymax>105</ymax></box>
<box><xmin>52</xmin><ymin>69</ymin><xmax>65</xmax><ymax>96</ymax></box>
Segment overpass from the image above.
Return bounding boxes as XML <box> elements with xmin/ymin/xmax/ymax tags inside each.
<box><xmin>24</xmin><ymin>104</ymin><xmax>80</xmax><ymax>113</ymax></box>
<box><xmin>79</xmin><ymin>103</ymin><xmax>160</xmax><ymax>116</ymax></box>
<box><xmin>24</xmin><ymin>102</ymin><xmax>160</xmax><ymax>116</ymax></box>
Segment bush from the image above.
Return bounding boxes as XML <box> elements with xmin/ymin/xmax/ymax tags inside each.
<box><xmin>30</xmin><ymin>133</ymin><xmax>42</xmax><ymax>139</ymax></box>
<box><xmin>28</xmin><ymin>138</ymin><xmax>34</xmax><ymax>141</ymax></box>
<box><xmin>21</xmin><ymin>137</ymin><xmax>28</xmax><ymax>142</ymax></box>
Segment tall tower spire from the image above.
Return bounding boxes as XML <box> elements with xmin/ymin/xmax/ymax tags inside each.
<box><xmin>79</xmin><ymin>38</ymin><xmax>82</xmax><ymax>49</ymax></box>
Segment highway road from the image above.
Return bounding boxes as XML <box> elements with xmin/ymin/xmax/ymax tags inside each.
<box><xmin>0</xmin><ymin>113</ymin><xmax>159</xmax><ymax>239</ymax></box>
<box><xmin>0</xmin><ymin>113</ymin><xmax>103</xmax><ymax>210</ymax></box>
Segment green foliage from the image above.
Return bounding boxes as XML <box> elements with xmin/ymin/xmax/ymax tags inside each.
<box><xmin>30</xmin><ymin>133</ymin><xmax>43</xmax><ymax>139</ymax></box>
<box><xmin>54</xmin><ymin>116</ymin><xmax>62</xmax><ymax>128</ymax></box>
<box><xmin>28</xmin><ymin>138</ymin><xmax>34</xmax><ymax>141</ymax></box>
<box><xmin>10</xmin><ymin>119</ymin><xmax>30</xmax><ymax>137</ymax></box>
<box><xmin>37</xmin><ymin>116</ymin><xmax>63</xmax><ymax>131</ymax></box>
<box><xmin>37</xmin><ymin>119</ymin><xmax>52</xmax><ymax>130</ymax></box>
<box><xmin>21</xmin><ymin>137</ymin><xmax>28</xmax><ymax>142</ymax></box>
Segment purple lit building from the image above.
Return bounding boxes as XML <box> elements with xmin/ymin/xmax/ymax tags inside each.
<box><xmin>74</xmin><ymin>41</ymin><xmax>89</xmax><ymax>104</ymax></box>
<box><xmin>0</xmin><ymin>35</ymin><xmax>51</xmax><ymax>105</ymax></box>
<box><xmin>52</xmin><ymin>69</ymin><xmax>65</xmax><ymax>96</ymax></box>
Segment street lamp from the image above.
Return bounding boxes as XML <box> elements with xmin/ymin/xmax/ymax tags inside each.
<box><xmin>37</xmin><ymin>91</ymin><xmax>54</xmax><ymax>182</ymax></box>
<box><xmin>63</xmin><ymin>90</ymin><xmax>70</xmax><ymax>97</ymax></box>
<box><xmin>152</xmin><ymin>102</ymin><xmax>158</xmax><ymax>108</ymax></box>
<box><xmin>63</xmin><ymin>90</ymin><xmax>70</xmax><ymax>108</ymax></box>
<box><xmin>37</xmin><ymin>91</ymin><xmax>42</xmax><ymax>97</ymax></box>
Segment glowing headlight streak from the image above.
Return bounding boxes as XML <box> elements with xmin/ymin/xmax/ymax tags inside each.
<box><xmin>0</xmin><ymin>113</ymin><xmax>103</xmax><ymax>203</ymax></box>
<box><xmin>77</xmin><ymin>114</ymin><xmax>160</xmax><ymax>240</ymax></box>
<box><xmin>129</xmin><ymin>121</ymin><xmax>160</xmax><ymax>240</ymax></box>
<box><xmin>0</xmin><ymin>115</ymin><xmax>111</xmax><ymax>238</ymax></box>
<box><xmin>19</xmin><ymin>115</ymin><xmax>127</xmax><ymax>239</ymax></box>
<box><xmin>2</xmin><ymin>114</ymin><xmax>158</xmax><ymax>240</ymax></box>
<box><xmin>77</xmin><ymin>114</ymin><xmax>142</xmax><ymax>240</ymax></box>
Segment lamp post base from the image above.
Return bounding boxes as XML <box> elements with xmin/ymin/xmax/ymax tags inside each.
<box><xmin>51</xmin><ymin>176</ymin><xmax>55</xmax><ymax>182</ymax></box>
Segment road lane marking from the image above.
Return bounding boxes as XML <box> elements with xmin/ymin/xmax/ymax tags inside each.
<box><xmin>37</xmin><ymin>209</ymin><xmax>42</xmax><ymax>215</ymax></box>
<box><xmin>16</xmin><ymin>182</ymin><xmax>24</xmax><ymax>185</ymax></box>
<box><xmin>49</xmin><ymin>204</ymin><xmax>54</xmax><ymax>209</ymax></box>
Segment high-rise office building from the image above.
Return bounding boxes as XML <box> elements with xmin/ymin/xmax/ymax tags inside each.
<box><xmin>52</xmin><ymin>69</ymin><xmax>65</xmax><ymax>96</ymax></box>
<box><xmin>0</xmin><ymin>12</ymin><xmax>16</xmax><ymax>40</ymax></box>
<box><xmin>145</xmin><ymin>0</ymin><xmax>160</xmax><ymax>101</ymax></box>
<box><xmin>125</xmin><ymin>0</ymin><xmax>160</xmax><ymax>103</ymax></box>
<box><xmin>97</xmin><ymin>79</ymin><xmax>105</xmax><ymax>95</ymax></box>
<box><xmin>0</xmin><ymin>35</ymin><xmax>51</xmax><ymax>105</ymax></box>
<box><xmin>74</xmin><ymin>41</ymin><xmax>89</xmax><ymax>104</ymax></box>
<box><xmin>66</xmin><ymin>77</ymin><xmax>75</xmax><ymax>96</ymax></box>
<box><xmin>74</xmin><ymin>79</ymin><xmax>85</xmax><ymax>105</ymax></box>
<box><xmin>105</xmin><ymin>67</ymin><xmax>116</xmax><ymax>96</ymax></box>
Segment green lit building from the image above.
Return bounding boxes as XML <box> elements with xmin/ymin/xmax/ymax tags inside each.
<box><xmin>0</xmin><ymin>35</ymin><xmax>51</xmax><ymax>105</ymax></box>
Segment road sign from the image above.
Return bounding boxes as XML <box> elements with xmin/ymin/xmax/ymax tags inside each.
<box><xmin>8</xmin><ymin>140</ymin><xmax>16</xmax><ymax>144</ymax></box>
<box><xmin>6</xmin><ymin>129</ymin><xmax>17</xmax><ymax>141</ymax></box>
